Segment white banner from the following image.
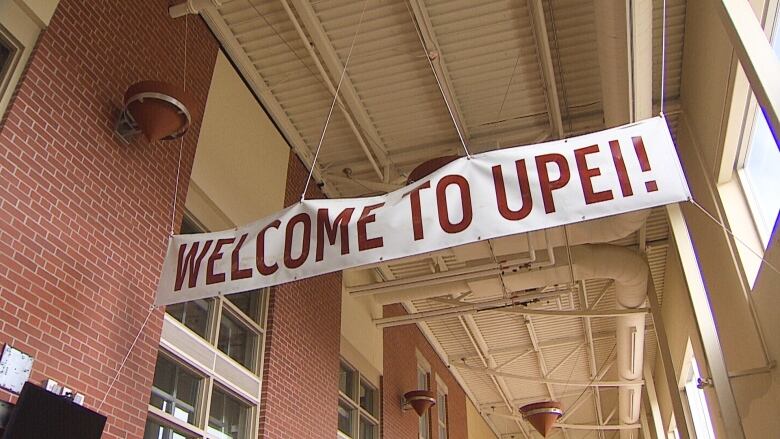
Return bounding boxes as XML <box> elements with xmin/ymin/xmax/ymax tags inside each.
<box><xmin>156</xmin><ymin>116</ymin><xmax>689</xmax><ymax>306</ymax></box>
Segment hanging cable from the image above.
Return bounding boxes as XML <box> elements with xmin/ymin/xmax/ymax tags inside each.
<box><xmin>404</xmin><ymin>1</ymin><xmax>472</xmax><ymax>158</ymax></box>
<box><xmin>97</xmin><ymin>306</ymin><xmax>155</xmax><ymax>411</ymax></box>
<box><xmin>169</xmin><ymin>15</ymin><xmax>189</xmax><ymax>235</ymax></box>
<box><xmin>688</xmin><ymin>199</ymin><xmax>780</xmax><ymax>276</ymax></box>
<box><xmin>301</xmin><ymin>0</ymin><xmax>371</xmax><ymax>201</ymax></box>
<box><xmin>660</xmin><ymin>0</ymin><xmax>668</xmax><ymax>115</ymax></box>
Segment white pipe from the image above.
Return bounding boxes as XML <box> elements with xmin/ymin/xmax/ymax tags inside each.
<box><xmin>168</xmin><ymin>0</ymin><xmax>222</xmax><ymax>18</ymax></box>
<box><xmin>569</xmin><ymin>245</ymin><xmax>647</xmax><ymax>429</ymax></box>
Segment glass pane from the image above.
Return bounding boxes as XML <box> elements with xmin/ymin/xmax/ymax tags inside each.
<box><xmin>417</xmin><ymin>368</ymin><xmax>428</xmax><ymax>390</ymax></box>
<box><xmin>359</xmin><ymin>416</ymin><xmax>377</xmax><ymax>439</ymax></box>
<box><xmin>143</xmin><ymin>419</ymin><xmax>195</xmax><ymax>439</ymax></box>
<box><xmin>438</xmin><ymin>425</ymin><xmax>447</xmax><ymax>439</ymax></box>
<box><xmin>208</xmin><ymin>388</ymin><xmax>249</xmax><ymax>439</ymax></box>
<box><xmin>149</xmin><ymin>355</ymin><xmax>200</xmax><ymax>425</ymax></box>
<box><xmin>419</xmin><ymin>409</ymin><xmax>430</xmax><ymax>439</ymax></box>
<box><xmin>743</xmin><ymin>9</ymin><xmax>780</xmax><ymax>246</ymax></box>
<box><xmin>218</xmin><ymin>311</ymin><xmax>257</xmax><ymax>370</ymax></box>
<box><xmin>359</xmin><ymin>379</ymin><xmax>376</xmax><ymax>415</ymax></box>
<box><xmin>0</xmin><ymin>43</ymin><xmax>10</xmax><ymax>73</ymax></box>
<box><xmin>437</xmin><ymin>392</ymin><xmax>446</xmax><ymax>421</ymax></box>
<box><xmin>339</xmin><ymin>362</ymin><xmax>356</xmax><ymax>399</ymax></box>
<box><xmin>166</xmin><ymin>299</ymin><xmax>210</xmax><ymax>338</ymax></box>
<box><xmin>225</xmin><ymin>289</ymin><xmax>264</xmax><ymax>323</ymax></box>
<box><xmin>179</xmin><ymin>216</ymin><xmax>202</xmax><ymax>234</ymax></box>
<box><xmin>337</xmin><ymin>399</ymin><xmax>355</xmax><ymax>436</ymax></box>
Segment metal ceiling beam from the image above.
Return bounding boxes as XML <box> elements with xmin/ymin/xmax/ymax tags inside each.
<box><xmin>455</xmin><ymin>326</ymin><xmax>655</xmax><ymax>363</ymax></box>
<box><xmin>579</xmin><ymin>281</ymin><xmax>607</xmax><ymax>439</ymax></box>
<box><xmin>322</xmin><ymin>173</ymin><xmax>401</xmax><ymax>194</ymax></box>
<box><xmin>287</xmin><ymin>0</ymin><xmax>394</xmax><ymax>182</ymax></box>
<box><xmin>489</xmin><ymin>412</ymin><xmax>641</xmax><ymax>430</ymax></box>
<box><xmin>456</xmin><ymin>361</ymin><xmax>638</xmax><ymax>387</ymax></box>
<box><xmin>460</xmin><ymin>314</ymin><xmax>533</xmax><ymax>438</ymax></box>
<box><xmin>528</xmin><ymin>0</ymin><xmax>565</xmax><ymax>139</ymax></box>
<box><xmin>199</xmin><ymin>9</ymin><xmax>339</xmax><ymax>198</ymax></box>
<box><xmin>374</xmin><ymin>298</ymin><xmax>649</xmax><ymax>328</ymax></box>
<box><xmin>406</xmin><ymin>0</ymin><xmax>472</xmax><ymax>148</ymax></box>
<box><xmin>280</xmin><ymin>0</ymin><xmax>385</xmax><ymax>181</ymax></box>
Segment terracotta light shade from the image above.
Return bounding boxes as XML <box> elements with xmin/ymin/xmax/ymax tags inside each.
<box><xmin>402</xmin><ymin>390</ymin><xmax>436</xmax><ymax>417</ymax></box>
<box><xmin>118</xmin><ymin>80</ymin><xmax>196</xmax><ymax>142</ymax></box>
<box><xmin>519</xmin><ymin>401</ymin><xmax>563</xmax><ymax>437</ymax></box>
<box><xmin>406</xmin><ymin>155</ymin><xmax>460</xmax><ymax>185</ymax></box>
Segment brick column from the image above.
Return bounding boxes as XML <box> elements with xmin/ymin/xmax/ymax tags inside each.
<box><xmin>382</xmin><ymin>304</ymin><xmax>468</xmax><ymax>439</ymax></box>
<box><xmin>258</xmin><ymin>154</ymin><xmax>342</xmax><ymax>438</ymax></box>
<box><xmin>0</xmin><ymin>1</ymin><xmax>218</xmax><ymax>438</ymax></box>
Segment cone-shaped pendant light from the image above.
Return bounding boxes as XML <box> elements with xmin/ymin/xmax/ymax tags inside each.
<box><xmin>402</xmin><ymin>390</ymin><xmax>436</xmax><ymax>416</ymax></box>
<box><xmin>519</xmin><ymin>401</ymin><xmax>563</xmax><ymax>437</ymax></box>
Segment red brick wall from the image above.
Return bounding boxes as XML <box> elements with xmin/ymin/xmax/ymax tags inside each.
<box><xmin>0</xmin><ymin>1</ymin><xmax>218</xmax><ymax>438</ymax></box>
<box><xmin>258</xmin><ymin>154</ymin><xmax>342</xmax><ymax>438</ymax></box>
<box><xmin>383</xmin><ymin>304</ymin><xmax>468</xmax><ymax>439</ymax></box>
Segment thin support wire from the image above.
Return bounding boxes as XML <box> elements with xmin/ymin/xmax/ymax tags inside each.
<box><xmin>97</xmin><ymin>306</ymin><xmax>156</xmax><ymax>411</ymax></box>
<box><xmin>169</xmin><ymin>15</ymin><xmax>189</xmax><ymax>236</ymax></box>
<box><xmin>688</xmin><ymin>199</ymin><xmax>780</xmax><ymax>277</ymax></box>
<box><xmin>660</xmin><ymin>0</ymin><xmax>668</xmax><ymax>115</ymax></box>
<box><xmin>301</xmin><ymin>0</ymin><xmax>371</xmax><ymax>201</ymax></box>
<box><xmin>404</xmin><ymin>1</ymin><xmax>472</xmax><ymax>158</ymax></box>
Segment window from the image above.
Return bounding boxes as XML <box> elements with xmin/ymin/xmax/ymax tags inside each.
<box><xmin>148</xmin><ymin>214</ymin><xmax>267</xmax><ymax>439</ymax></box>
<box><xmin>149</xmin><ymin>354</ymin><xmax>202</xmax><ymax>426</ymax></box>
<box><xmin>436</xmin><ymin>389</ymin><xmax>447</xmax><ymax>439</ymax></box>
<box><xmin>166</xmin><ymin>300</ymin><xmax>211</xmax><ymax>339</ymax></box>
<box><xmin>417</xmin><ymin>365</ymin><xmax>430</xmax><ymax>439</ymax></box>
<box><xmin>337</xmin><ymin>360</ymin><xmax>379</xmax><ymax>439</ymax></box>
<box><xmin>0</xmin><ymin>24</ymin><xmax>22</xmax><ymax>107</ymax></box>
<box><xmin>208</xmin><ymin>387</ymin><xmax>250</xmax><ymax>439</ymax></box>
<box><xmin>166</xmin><ymin>215</ymin><xmax>267</xmax><ymax>374</ymax></box>
<box><xmin>739</xmin><ymin>4</ymin><xmax>780</xmax><ymax>247</ymax></box>
<box><xmin>144</xmin><ymin>419</ymin><xmax>197</xmax><ymax>439</ymax></box>
<box><xmin>682</xmin><ymin>358</ymin><xmax>715</xmax><ymax>439</ymax></box>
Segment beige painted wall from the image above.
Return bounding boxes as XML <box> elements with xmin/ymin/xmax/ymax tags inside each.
<box><xmin>466</xmin><ymin>398</ymin><xmax>498</xmax><ymax>439</ymax></box>
<box><xmin>341</xmin><ymin>270</ymin><xmax>384</xmax><ymax>379</ymax></box>
<box><xmin>651</xmin><ymin>0</ymin><xmax>780</xmax><ymax>437</ymax></box>
<box><xmin>187</xmin><ymin>51</ymin><xmax>289</xmax><ymax>229</ymax></box>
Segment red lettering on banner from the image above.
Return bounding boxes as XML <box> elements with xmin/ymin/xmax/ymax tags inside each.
<box><xmin>358</xmin><ymin>203</ymin><xmax>385</xmax><ymax>251</ymax></box>
<box><xmin>436</xmin><ymin>175</ymin><xmax>473</xmax><ymax>233</ymax></box>
<box><xmin>609</xmin><ymin>140</ymin><xmax>634</xmax><ymax>197</ymax></box>
<box><xmin>574</xmin><ymin>145</ymin><xmax>614</xmax><ymax>205</ymax></box>
<box><xmin>231</xmin><ymin>234</ymin><xmax>252</xmax><ymax>280</ymax></box>
<box><xmin>493</xmin><ymin>160</ymin><xmax>533</xmax><ymax>220</ymax></box>
<box><xmin>256</xmin><ymin>220</ymin><xmax>281</xmax><ymax>275</ymax></box>
<box><xmin>174</xmin><ymin>240</ymin><xmax>214</xmax><ymax>291</ymax></box>
<box><xmin>285</xmin><ymin>213</ymin><xmax>311</xmax><ymax>269</ymax></box>
<box><xmin>632</xmin><ymin>136</ymin><xmax>658</xmax><ymax>192</ymax></box>
<box><xmin>407</xmin><ymin>182</ymin><xmax>431</xmax><ymax>240</ymax></box>
<box><xmin>316</xmin><ymin>207</ymin><xmax>355</xmax><ymax>261</ymax></box>
<box><xmin>536</xmin><ymin>153</ymin><xmax>571</xmax><ymax>213</ymax></box>
<box><xmin>207</xmin><ymin>238</ymin><xmax>235</xmax><ymax>285</ymax></box>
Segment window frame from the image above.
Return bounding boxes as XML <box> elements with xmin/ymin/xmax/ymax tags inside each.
<box><xmin>337</xmin><ymin>359</ymin><xmax>380</xmax><ymax>439</ymax></box>
<box><xmin>0</xmin><ymin>24</ymin><xmax>22</xmax><ymax>104</ymax></box>
<box><xmin>714</xmin><ymin>0</ymin><xmax>780</xmax><ymax>287</ymax></box>
<box><xmin>416</xmin><ymin>356</ymin><xmax>432</xmax><ymax>439</ymax></box>
<box><xmin>147</xmin><ymin>214</ymin><xmax>268</xmax><ymax>439</ymax></box>
<box><xmin>734</xmin><ymin>1</ymin><xmax>780</xmax><ymax>248</ymax></box>
<box><xmin>435</xmin><ymin>377</ymin><xmax>448</xmax><ymax>439</ymax></box>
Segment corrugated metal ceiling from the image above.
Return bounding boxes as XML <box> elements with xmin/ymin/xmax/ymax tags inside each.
<box><xmin>204</xmin><ymin>0</ymin><xmax>687</xmax><ymax>436</ymax></box>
